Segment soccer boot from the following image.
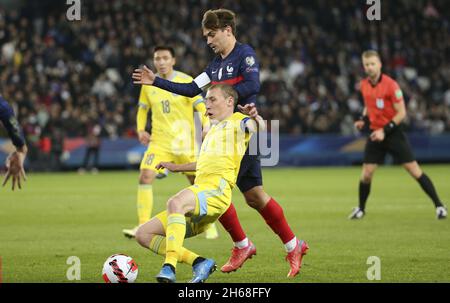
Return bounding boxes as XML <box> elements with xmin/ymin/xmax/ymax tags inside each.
<box><xmin>205</xmin><ymin>223</ymin><xmax>219</xmax><ymax>240</ymax></box>
<box><xmin>156</xmin><ymin>168</ymin><xmax>169</xmax><ymax>179</ymax></box>
<box><xmin>156</xmin><ymin>264</ymin><xmax>176</xmax><ymax>283</ymax></box>
<box><xmin>122</xmin><ymin>226</ymin><xmax>138</xmax><ymax>239</ymax></box>
<box><xmin>348</xmin><ymin>207</ymin><xmax>365</xmax><ymax>219</ymax></box>
<box><xmin>189</xmin><ymin>259</ymin><xmax>217</xmax><ymax>283</ymax></box>
<box><xmin>220</xmin><ymin>241</ymin><xmax>256</xmax><ymax>273</ymax></box>
<box><xmin>286</xmin><ymin>239</ymin><xmax>309</xmax><ymax>278</ymax></box>
<box><xmin>436</xmin><ymin>206</ymin><xmax>448</xmax><ymax>219</ymax></box>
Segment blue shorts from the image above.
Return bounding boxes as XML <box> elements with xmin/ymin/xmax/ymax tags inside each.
<box><xmin>236</xmin><ymin>154</ymin><xmax>263</xmax><ymax>193</ymax></box>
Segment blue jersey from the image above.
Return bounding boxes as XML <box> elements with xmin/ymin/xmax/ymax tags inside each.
<box><xmin>152</xmin><ymin>42</ymin><xmax>260</xmax><ymax>107</ymax></box>
<box><xmin>204</xmin><ymin>42</ymin><xmax>260</xmax><ymax>106</ymax></box>
<box><xmin>0</xmin><ymin>96</ymin><xmax>25</xmax><ymax>148</ymax></box>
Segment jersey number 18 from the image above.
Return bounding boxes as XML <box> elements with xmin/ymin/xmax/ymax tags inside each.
<box><xmin>161</xmin><ymin>100</ymin><xmax>170</xmax><ymax>113</ymax></box>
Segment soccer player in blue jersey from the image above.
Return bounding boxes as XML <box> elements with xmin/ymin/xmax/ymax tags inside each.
<box><xmin>133</xmin><ymin>9</ymin><xmax>308</xmax><ymax>278</ymax></box>
<box><xmin>0</xmin><ymin>96</ymin><xmax>27</xmax><ymax>190</ymax></box>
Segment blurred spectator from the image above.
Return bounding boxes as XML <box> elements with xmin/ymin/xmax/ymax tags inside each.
<box><xmin>0</xmin><ymin>0</ymin><xmax>448</xmax><ymax>168</ymax></box>
<box><xmin>78</xmin><ymin>118</ymin><xmax>101</xmax><ymax>174</ymax></box>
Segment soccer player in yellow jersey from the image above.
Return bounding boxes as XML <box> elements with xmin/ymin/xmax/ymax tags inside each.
<box><xmin>135</xmin><ymin>84</ymin><xmax>265</xmax><ymax>283</ymax></box>
<box><xmin>122</xmin><ymin>46</ymin><xmax>219</xmax><ymax>239</ymax></box>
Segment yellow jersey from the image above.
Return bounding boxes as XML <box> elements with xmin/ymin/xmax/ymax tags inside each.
<box><xmin>137</xmin><ymin>71</ymin><xmax>209</xmax><ymax>156</ymax></box>
<box><xmin>195</xmin><ymin>112</ymin><xmax>252</xmax><ymax>189</ymax></box>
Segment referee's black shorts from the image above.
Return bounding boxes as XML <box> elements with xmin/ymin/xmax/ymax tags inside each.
<box><xmin>363</xmin><ymin>127</ymin><xmax>415</xmax><ymax>164</ymax></box>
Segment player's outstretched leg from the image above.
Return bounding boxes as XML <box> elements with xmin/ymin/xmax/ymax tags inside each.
<box><xmin>349</xmin><ymin>164</ymin><xmax>376</xmax><ymax>219</ymax></box>
<box><xmin>404</xmin><ymin>162</ymin><xmax>448</xmax><ymax>219</ymax></box>
<box><xmin>219</xmin><ymin>203</ymin><xmax>257</xmax><ymax>273</ymax></box>
<box><xmin>348</xmin><ymin>181</ymin><xmax>371</xmax><ymax>219</ymax></box>
<box><xmin>244</xmin><ymin>186</ymin><xmax>309</xmax><ymax>277</ymax></box>
<box><xmin>189</xmin><ymin>258</ymin><xmax>217</xmax><ymax>283</ymax></box>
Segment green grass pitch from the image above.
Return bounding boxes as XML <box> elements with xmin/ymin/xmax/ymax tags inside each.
<box><xmin>1</xmin><ymin>165</ymin><xmax>449</xmax><ymax>283</ymax></box>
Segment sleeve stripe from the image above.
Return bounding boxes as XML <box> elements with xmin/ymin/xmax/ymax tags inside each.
<box><xmin>138</xmin><ymin>102</ymin><xmax>149</xmax><ymax>109</ymax></box>
<box><xmin>193</xmin><ymin>98</ymin><xmax>205</xmax><ymax>108</ymax></box>
<box><xmin>240</xmin><ymin>117</ymin><xmax>250</xmax><ymax>131</ymax></box>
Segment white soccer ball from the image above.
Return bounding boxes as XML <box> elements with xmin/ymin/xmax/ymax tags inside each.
<box><xmin>102</xmin><ymin>254</ymin><xmax>138</xmax><ymax>283</ymax></box>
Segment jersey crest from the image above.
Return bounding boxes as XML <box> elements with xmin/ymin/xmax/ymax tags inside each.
<box><xmin>376</xmin><ymin>98</ymin><xmax>384</xmax><ymax>109</ymax></box>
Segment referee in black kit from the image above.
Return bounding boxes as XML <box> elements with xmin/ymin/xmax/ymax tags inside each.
<box><xmin>349</xmin><ymin>50</ymin><xmax>447</xmax><ymax>220</ymax></box>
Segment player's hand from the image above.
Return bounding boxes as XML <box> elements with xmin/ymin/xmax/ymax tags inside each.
<box><xmin>354</xmin><ymin>120</ymin><xmax>365</xmax><ymax>130</ymax></box>
<box><xmin>155</xmin><ymin>162</ymin><xmax>179</xmax><ymax>172</ymax></box>
<box><xmin>370</xmin><ymin>129</ymin><xmax>385</xmax><ymax>142</ymax></box>
<box><xmin>138</xmin><ymin>131</ymin><xmax>151</xmax><ymax>146</ymax></box>
<box><xmin>132</xmin><ymin>65</ymin><xmax>156</xmax><ymax>85</ymax></box>
<box><xmin>2</xmin><ymin>151</ymin><xmax>27</xmax><ymax>191</ymax></box>
<box><xmin>237</xmin><ymin>103</ymin><xmax>258</xmax><ymax>118</ymax></box>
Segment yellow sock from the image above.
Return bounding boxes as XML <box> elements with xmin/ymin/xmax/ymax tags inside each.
<box><xmin>180</xmin><ymin>247</ymin><xmax>199</xmax><ymax>266</ymax></box>
<box><xmin>165</xmin><ymin>213</ymin><xmax>186</xmax><ymax>268</ymax></box>
<box><xmin>149</xmin><ymin>235</ymin><xmax>199</xmax><ymax>266</ymax></box>
<box><xmin>149</xmin><ymin>235</ymin><xmax>166</xmax><ymax>255</ymax></box>
<box><xmin>137</xmin><ymin>184</ymin><xmax>153</xmax><ymax>225</ymax></box>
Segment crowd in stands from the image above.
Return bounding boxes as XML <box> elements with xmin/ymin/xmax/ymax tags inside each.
<box><xmin>1</xmin><ymin>0</ymin><xmax>449</xmax><ymax>166</ymax></box>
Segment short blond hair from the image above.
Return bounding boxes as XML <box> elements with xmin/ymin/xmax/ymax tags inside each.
<box><xmin>362</xmin><ymin>50</ymin><xmax>381</xmax><ymax>61</ymax></box>
<box><xmin>208</xmin><ymin>84</ymin><xmax>238</xmax><ymax>105</ymax></box>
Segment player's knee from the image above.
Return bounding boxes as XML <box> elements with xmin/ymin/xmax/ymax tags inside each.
<box><xmin>135</xmin><ymin>227</ymin><xmax>148</xmax><ymax>248</ymax></box>
<box><xmin>361</xmin><ymin>168</ymin><xmax>375</xmax><ymax>183</ymax></box>
<box><xmin>361</xmin><ymin>173</ymin><xmax>372</xmax><ymax>183</ymax></box>
<box><xmin>244</xmin><ymin>190</ymin><xmax>269</xmax><ymax>210</ymax></box>
<box><xmin>139</xmin><ymin>170</ymin><xmax>154</xmax><ymax>185</ymax></box>
<box><xmin>167</xmin><ymin>196</ymin><xmax>183</xmax><ymax>214</ymax></box>
<box><xmin>245</xmin><ymin>199</ymin><xmax>263</xmax><ymax>210</ymax></box>
<box><xmin>404</xmin><ymin>162</ymin><xmax>422</xmax><ymax>179</ymax></box>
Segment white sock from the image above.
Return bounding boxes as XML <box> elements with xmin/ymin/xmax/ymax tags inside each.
<box><xmin>234</xmin><ymin>237</ymin><xmax>249</xmax><ymax>249</ymax></box>
<box><xmin>284</xmin><ymin>237</ymin><xmax>297</xmax><ymax>252</ymax></box>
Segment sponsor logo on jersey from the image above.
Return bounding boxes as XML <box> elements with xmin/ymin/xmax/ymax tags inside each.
<box><xmin>245</xmin><ymin>56</ymin><xmax>255</xmax><ymax>66</ymax></box>
<box><xmin>376</xmin><ymin>98</ymin><xmax>384</xmax><ymax>109</ymax></box>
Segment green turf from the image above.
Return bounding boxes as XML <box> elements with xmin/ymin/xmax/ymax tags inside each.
<box><xmin>1</xmin><ymin>165</ymin><xmax>449</xmax><ymax>283</ymax></box>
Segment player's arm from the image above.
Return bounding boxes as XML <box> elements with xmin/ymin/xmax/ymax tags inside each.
<box><xmin>243</xmin><ymin>115</ymin><xmax>265</xmax><ymax>133</ymax></box>
<box><xmin>355</xmin><ymin>107</ymin><xmax>368</xmax><ymax>130</ymax></box>
<box><xmin>132</xmin><ymin>65</ymin><xmax>207</xmax><ymax>98</ymax></box>
<box><xmin>0</xmin><ymin>98</ymin><xmax>26</xmax><ymax>150</ymax></box>
<box><xmin>155</xmin><ymin>161</ymin><xmax>196</xmax><ymax>172</ymax></box>
<box><xmin>1</xmin><ymin>97</ymin><xmax>27</xmax><ymax>190</ymax></box>
<box><xmin>238</xmin><ymin>103</ymin><xmax>266</xmax><ymax>133</ymax></box>
<box><xmin>355</xmin><ymin>82</ymin><xmax>370</xmax><ymax>131</ymax></box>
<box><xmin>380</xmin><ymin>82</ymin><xmax>406</xmax><ymax>134</ymax></box>
<box><xmin>136</xmin><ymin>87</ymin><xmax>151</xmax><ymax>145</ymax></box>
<box><xmin>233</xmin><ymin>49</ymin><xmax>261</xmax><ymax>102</ymax></box>
<box><xmin>391</xmin><ymin>100</ymin><xmax>406</xmax><ymax>125</ymax></box>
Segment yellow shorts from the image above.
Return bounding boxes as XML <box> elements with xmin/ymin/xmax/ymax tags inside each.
<box><xmin>154</xmin><ymin>178</ymin><xmax>231</xmax><ymax>238</ymax></box>
<box><xmin>140</xmin><ymin>146</ymin><xmax>197</xmax><ymax>176</ymax></box>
